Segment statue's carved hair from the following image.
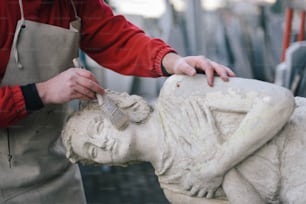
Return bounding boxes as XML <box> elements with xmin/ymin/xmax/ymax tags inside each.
<box><xmin>79</xmin><ymin>89</ymin><xmax>152</xmax><ymax>124</ymax></box>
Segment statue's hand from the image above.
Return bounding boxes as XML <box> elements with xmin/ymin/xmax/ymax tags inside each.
<box><xmin>183</xmin><ymin>164</ymin><xmax>223</xmax><ymax>198</ymax></box>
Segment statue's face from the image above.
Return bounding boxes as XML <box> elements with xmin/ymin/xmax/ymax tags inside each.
<box><xmin>70</xmin><ymin>113</ymin><xmax>135</xmax><ymax>165</ymax></box>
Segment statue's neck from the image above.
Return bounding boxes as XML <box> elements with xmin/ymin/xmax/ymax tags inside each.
<box><xmin>149</xmin><ymin>119</ymin><xmax>173</xmax><ymax>176</ymax></box>
<box><xmin>133</xmin><ymin>113</ymin><xmax>164</xmax><ymax>165</ymax></box>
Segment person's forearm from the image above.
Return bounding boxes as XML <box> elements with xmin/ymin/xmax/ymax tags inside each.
<box><xmin>80</xmin><ymin>0</ymin><xmax>176</xmax><ymax>77</ymax></box>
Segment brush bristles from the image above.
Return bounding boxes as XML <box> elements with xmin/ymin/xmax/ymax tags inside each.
<box><xmin>97</xmin><ymin>94</ymin><xmax>129</xmax><ymax>130</ymax></box>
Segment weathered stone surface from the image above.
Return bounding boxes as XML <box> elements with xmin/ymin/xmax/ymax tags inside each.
<box><xmin>62</xmin><ymin>75</ymin><xmax>306</xmax><ymax>204</ymax></box>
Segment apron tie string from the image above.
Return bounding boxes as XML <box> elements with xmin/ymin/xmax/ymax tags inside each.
<box><xmin>13</xmin><ymin>0</ymin><xmax>26</xmax><ymax>70</ymax></box>
<box><xmin>70</xmin><ymin>0</ymin><xmax>78</xmax><ymax>19</ymax></box>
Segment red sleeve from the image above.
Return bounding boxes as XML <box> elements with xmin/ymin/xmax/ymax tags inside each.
<box><xmin>78</xmin><ymin>0</ymin><xmax>176</xmax><ymax>77</ymax></box>
<box><xmin>0</xmin><ymin>86</ymin><xmax>28</xmax><ymax>128</ymax></box>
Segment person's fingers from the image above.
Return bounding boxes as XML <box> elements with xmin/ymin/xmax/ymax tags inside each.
<box><xmin>172</xmin><ymin>56</ymin><xmax>235</xmax><ymax>86</ymax></box>
<box><xmin>74</xmin><ymin>69</ymin><xmax>105</xmax><ymax>95</ymax></box>
<box><xmin>74</xmin><ymin>83</ymin><xmax>96</xmax><ymax>99</ymax></box>
<box><xmin>37</xmin><ymin>68</ymin><xmax>105</xmax><ymax>104</ymax></box>
<box><xmin>62</xmin><ymin>72</ymin><xmax>99</xmax><ymax>99</ymax></box>
<box><xmin>76</xmin><ymin>77</ymin><xmax>103</xmax><ymax>96</ymax></box>
<box><xmin>76</xmin><ymin>69</ymin><xmax>104</xmax><ymax>86</ymax></box>
<box><xmin>224</xmin><ymin>66</ymin><xmax>236</xmax><ymax>77</ymax></box>
<box><xmin>199</xmin><ymin>58</ymin><xmax>215</xmax><ymax>86</ymax></box>
<box><xmin>182</xmin><ymin>56</ymin><xmax>235</xmax><ymax>86</ymax></box>
<box><xmin>59</xmin><ymin>80</ymin><xmax>94</xmax><ymax>100</ymax></box>
<box><xmin>173</xmin><ymin>59</ymin><xmax>196</xmax><ymax>76</ymax></box>
<box><xmin>74</xmin><ymin>68</ymin><xmax>98</xmax><ymax>82</ymax></box>
<box><xmin>209</xmin><ymin>60</ymin><xmax>235</xmax><ymax>81</ymax></box>
<box><xmin>182</xmin><ymin>63</ymin><xmax>197</xmax><ymax>76</ymax></box>
<box><xmin>190</xmin><ymin>56</ymin><xmax>215</xmax><ymax>86</ymax></box>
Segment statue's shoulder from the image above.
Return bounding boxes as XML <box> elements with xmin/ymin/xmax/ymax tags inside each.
<box><xmin>161</xmin><ymin>75</ymin><xmax>292</xmax><ymax>99</ymax></box>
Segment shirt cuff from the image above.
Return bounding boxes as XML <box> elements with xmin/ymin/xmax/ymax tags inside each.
<box><xmin>154</xmin><ymin>46</ymin><xmax>177</xmax><ymax>77</ymax></box>
<box><xmin>161</xmin><ymin>63</ymin><xmax>172</xmax><ymax>76</ymax></box>
<box><xmin>21</xmin><ymin>83</ymin><xmax>44</xmax><ymax>112</ymax></box>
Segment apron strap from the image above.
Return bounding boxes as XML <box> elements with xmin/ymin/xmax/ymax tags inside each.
<box><xmin>18</xmin><ymin>0</ymin><xmax>25</xmax><ymax>22</ymax></box>
<box><xmin>14</xmin><ymin>0</ymin><xmax>79</xmax><ymax>70</ymax></box>
<box><xmin>70</xmin><ymin>0</ymin><xmax>79</xmax><ymax>19</ymax></box>
<box><xmin>12</xmin><ymin>24</ymin><xmax>23</xmax><ymax>69</ymax></box>
<box><xmin>12</xmin><ymin>0</ymin><xmax>26</xmax><ymax>69</ymax></box>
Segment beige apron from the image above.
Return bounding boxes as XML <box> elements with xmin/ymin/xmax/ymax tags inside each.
<box><xmin>0</xmin><ymin>0</ymin><xmax>86</xmax><ymax>203</ymax></box>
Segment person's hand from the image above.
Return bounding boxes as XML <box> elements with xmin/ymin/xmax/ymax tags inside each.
<box><xmin>162</xmin><ymin>53</ymin><xmax>235</xmax><ymax>86</ymax></box>
<box><xmin>36</xmin><ymin>68</ymin><xmax>104</xmax><ymax>105</ymax></box>
<box><xmin>182</xmin><ymin>162</ymin><xmax>224</xmax><ymax>198</ymax></box>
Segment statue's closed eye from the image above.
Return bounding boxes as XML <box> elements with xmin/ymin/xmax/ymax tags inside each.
<box><xmin>87</xmin><ymin>117</ymin><xmax>104</xmax><ymax>138</ymax></box>
<box><xmin>88</xmin><ymin>146</ymin><xmax>97</xmax><ymax>159</ymax></box>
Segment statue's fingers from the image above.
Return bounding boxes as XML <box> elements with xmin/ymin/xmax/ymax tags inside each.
<box><xmin>198</xmin><ymin>189</ymin><xmax>207</xmax><ymax>197</ymax></box>
<box><xmin>206</xmin><ymin>190</ymin><xmax>214</xmax><ymax>199</ymax></box>
<box><xmin>183</xmin><ymin>181</ymin><xmax>192</xmax><ymax>191</ymax></box>
<box><xmin>190</xmin><ymin>185</ymin><xmax>200</xmax><ymax>196</ymax></box>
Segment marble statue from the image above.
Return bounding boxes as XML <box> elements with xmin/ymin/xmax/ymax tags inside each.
<box><xmin>62</xmin><ymin>75</ymin><xmax>306</xmax><ymax>204</ymax></box>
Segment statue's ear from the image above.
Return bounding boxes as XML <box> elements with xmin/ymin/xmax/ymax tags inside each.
<box><xmin>65</xmin><ymin>147</ymin><xmax>80</xmax><ymax>164</ymax></box>
<box><xmin>124</xmin><ymin>102</ymin><xmax>152</xmax><ymax>123</ymax></box>
<box><xmin>68</xmin><ymin>156</ymin><xmax>78</xmax><ymax>164</ymax></box>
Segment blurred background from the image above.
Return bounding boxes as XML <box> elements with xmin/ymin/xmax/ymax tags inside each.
<box><xmin>79</xmin><ymin>0</ymin><xmax>306</xmax><ymax>203</ymax></box>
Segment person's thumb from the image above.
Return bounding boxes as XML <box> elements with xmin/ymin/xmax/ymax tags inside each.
<box><xmin>174</xmin><ymin>60</ymin><xmax>196</xmax><ymax>76</ymax></box>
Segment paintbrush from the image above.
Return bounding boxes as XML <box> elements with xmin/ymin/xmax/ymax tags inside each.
<box><xmin>72</xmin><ymin>58</ymin><xmax>129</xmax><ymax>130</ymax></box>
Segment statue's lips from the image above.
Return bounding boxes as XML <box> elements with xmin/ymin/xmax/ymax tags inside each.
<box><xmin>106</xmin><ymin>138</ymin><xmax>116</xmax><ymax>151</ymax></box>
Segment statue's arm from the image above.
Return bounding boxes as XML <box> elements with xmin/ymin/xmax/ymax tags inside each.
<box><xmin>183</xmin><ymin>79</ymin><xmax>295</xmax><ymax>198</ymax></box>
<box><xmin>207</xmin><ymin>86</ymin><xmax>295</xmax><ymax>177</ymax></box>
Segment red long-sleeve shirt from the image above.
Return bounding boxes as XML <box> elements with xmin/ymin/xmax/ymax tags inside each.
<box><xmin>0</xmin><ymin>0</ymin><xmax>175</xmax><ymax>128</ymax></box>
